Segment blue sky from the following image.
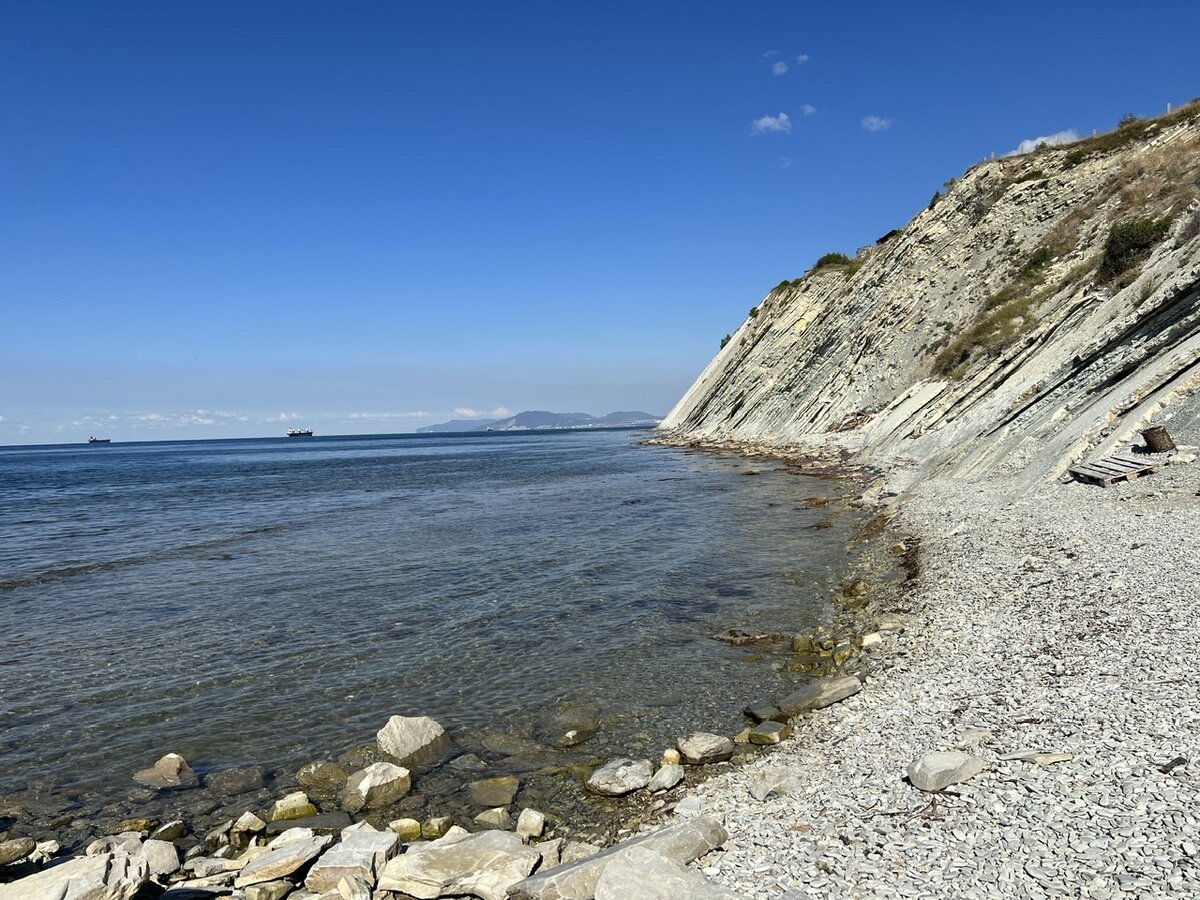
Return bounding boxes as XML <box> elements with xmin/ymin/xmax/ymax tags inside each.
<box><xmin>2</xmin><ymin>1</ymin><xmax>1196</xmax><ymax>443</ymax></box>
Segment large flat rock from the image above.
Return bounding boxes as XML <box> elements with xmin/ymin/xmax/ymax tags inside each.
<box><xmin>234</xmin><ymin>834</ymin><xmax>332</xmax><ymax>888</ymax></box>
<box><xmin>0</xmin><ymin>850</ymin><xmax>148</xmax><ymax>900</ymax></box>
<box><xmin>304</xmin><ymin>827</ymin><xmax>398</xmax><ymax>893</ymax></box>
<box><xmin>377</xmin><ymin>829</ymin><xmax>540</xmax><ymax>900</ymax></box>
<box><xmin>777</xmin><ymin>675</ymin><xmax>862</xmax><ymax>716</ymax></box>
<box><xmin>508</xmin><ymin>815</ymin><xmax>728</xmax><ymax>900</ymax></box>
<box><xmin>594</xmin><ymin>845</ymin><xmax>746</xmax><ymax>899</ymax></box>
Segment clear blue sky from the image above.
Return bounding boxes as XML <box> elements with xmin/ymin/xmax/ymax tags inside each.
<box><xmin>2</xmin><ymin>1</ymin><xmax>1196</xmax><ymax>443</ymax></box>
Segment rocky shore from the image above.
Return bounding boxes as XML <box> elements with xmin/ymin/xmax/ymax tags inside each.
<box><xmin>3</xmin><ymin>437</ymin><xmax>1195</xmax><ymax>898</ymax></box>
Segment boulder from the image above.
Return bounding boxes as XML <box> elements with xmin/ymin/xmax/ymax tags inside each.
<box><xmin>271</xmin><ymin>791</ymin><xmax>319</xmax><ymax>822</ymax></box>
<box><xmin>422</xmin><ymin>816</ymin><xmax>454</xmax><ymax>840</ymax></box>
<box><xmin>376</xmin><ymin>829</ymin><xmax>541</xmax><ymax>900</ymax></box>
<box><xmin>304</xmin><ymin>826</ymin><xmax>398</xmax><ymax>892</ymax></box>
<box><xmin>340</xmin><ymin>762</ymin><xmax>411</xmax><ymax>812</ymax></box>
<box><xmin>594</xmin><ymin>845</ymin><xmax>746</xmax><ymax>899</ymax></box>
<box><xmin>508</xmin><ymin>816</ymin><xmax>727</xmax><ymax>900</ymax></box>
<box><xmin>140</xmin><ymin>839</ymin><xmax>181</xmax><ymax>878</ymax></box>
<box><xmin>148</xmin><ymin>820</ymin><xmax>186</xmax><ymax>843</ymax></box>
<box><xmin>234</xmin><ymin>833</ymin><xmax>332</xmax><ymax>887</ymax></box>
<box><xmin>677</xmin><ymin>733</ymin><xmax>734</xmax><ymax>765</ymax></box>
<box><xmin>87</xmin><ymin>833</ymin><xmax>143</xmax><ymax>856</ymax></box>
<box><xmin>516</xmin><ymin>808</ymin><xmax>546</xmax><ymax>841</ymax></box>
<box><xmin>648</xmin><ymin>763</ymin><xmax>685</xmax><ymax>793</ymax></box>
<box><xmin>0</xmin><ymin>837</ymin><xmax>36</xmax><ymax>867</ymax></box>
<box><xmin>117</xmin><ymin>818</ymin><xmax>156</xmax><ymax>836</ymax></box>
<box><xmin>0</xmin><ymin>850</ymin><xmax>148</xmax><ymax>900</ymax></box>
<box><xmin>468</xmin><ymin>775</ymin><xmax>520</xmax><ymax>807</ymax></box>
<box><xmin>749</xmin><ymin>721</ymin><xmax>792</xmax><ymax>745</ymax></box>
<box><xmin>907</xmin><ymin>751</ymin><xmax>987</xmax><ymax>792</ymax></box>
<box><xmin>233</xmin><ymin>811</ymin><xmax>267</xmax><ymax>836</ymax></box>
<box><xmin>205</xmin><ymin>765</ymin><xmax>266</xmax><ymax>795</ymax></box>
<box><xmin>535</xmin><ymin>837</ymin><xmax>563</xmax><ymax>868</ymax></box>
<box><xmin>586</xmin><ymin>759</ymin><xmax>653</xmax><ymax>796</ymax></box>
<box><xmin>389</xmin><ymin>817</ymin><xmax>422</xmax><ymax>841</ymax></box>
<box><xmin>741</xmin><ymin>700</ymin><xmax>786</xmax><ymax>724</ymax></box>
<box><xmin>376</xmin><ymin>715</ymin><xmax>446</xmax><ymax>764</ymax></box>
<box><xmin>539</xmin><ymin>706</ymin><xmax>599</xmax><ymax>748</ymax></box>
<box><xmin>132</xmin><ymin>753</ymin><xmax>199</xmax><ymax>790</ymax></box>
<box><xmin>336</xmin><ymin>874</ymin><xmax>373</xmax><ymax>900</ymax></box>
<box><xmin>777</xmin><ymin>675</ymin><xmax>862</xmax><ymax>716</ymax></box>
<box><xmin>244</xmin><ymin>882</ymin><xmax>295</xmax><ymax>900</ymax></box>
<box><xmin>474</xmin><ymin>807</ymin><xmax>513</xmax><ymax>830</ymax></box>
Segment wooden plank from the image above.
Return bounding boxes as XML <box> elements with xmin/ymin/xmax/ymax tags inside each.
<box><xmin>1073</xmin><ymin>462</ymin><xmax>1122</xmax><ymax>478</ymax></box>
<box><xmin>1085</xmin><ymin>460</ymin><xmax>1133</xmax><ymax>476</ymax></box>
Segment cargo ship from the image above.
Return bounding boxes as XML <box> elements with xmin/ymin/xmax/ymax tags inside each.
<box><xmin>286</xmin><ymin>428</ymin><xmax>314</xmax><ymax>437</ymax></box>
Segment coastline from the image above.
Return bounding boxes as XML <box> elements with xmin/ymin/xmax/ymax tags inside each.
<box><xmin>689</xmin><ymin>464</ymin><xmax>1200</xmax><ymax>897</ymax></box>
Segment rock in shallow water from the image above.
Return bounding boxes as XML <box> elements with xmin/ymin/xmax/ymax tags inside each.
<box><xmin>677</xmin><ymin>733</ymin><xmax>735</xmax><ymax>765</ymax></box>
<box><xmin>340</xmin><ymin>762</ymin><xmax>411</xmax><ymax>812</ymax></box>
<box><xmin>586</xmin><ymin>759</ymin><xmax>653</xmax><ymax>796</ymax></box>
<box><xmin>907</xmin><ymin>750</ymin><xmax>987</xmax><ymax>792</ymax></box>
<box><xmin>468</xmin><ymin>775</ymin><xmax>520</xmax><ymax>807</ymax></box>
<box><xmin>205</xmin><ymin>765</ymin><xmax>265</xmax><ymax>796</ymax></box>
<box><xmin>376</xmin><ymin>714</ymin><xmax>446</xmax><ymax>764</ymax></box>
<box><xmin>132</xmin><ymin>753</ymin><xmax>198</xmax><ymax>790</ymax></box>
<box><xmin>270</xmin><ymin>791</ymin><xmax>318</xmax><ymax>822</ymax></box>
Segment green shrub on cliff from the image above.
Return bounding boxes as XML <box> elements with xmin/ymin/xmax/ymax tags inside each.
<box><xmin>813</xmin><ymin>252</ymin><xmax>852</xmax><ymax>270</ymax></box>
<box><xmin>1097</xmin><ymin>217</ymin><xmax>1172</xmax><ymax>282</ymax></box>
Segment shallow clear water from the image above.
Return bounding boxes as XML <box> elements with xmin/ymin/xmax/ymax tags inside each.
<box><xmin>0</xmin><ymin>430</ymin><xmax>862</xmax><ymax>798</ymax></box>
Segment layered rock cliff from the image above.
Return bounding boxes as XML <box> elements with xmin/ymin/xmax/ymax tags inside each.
<box><xmin>660</xmin><ymin>103</ymin><xmax>1200</xmax><ymax>492</ymax></box>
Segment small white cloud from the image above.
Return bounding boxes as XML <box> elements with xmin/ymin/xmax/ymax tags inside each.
<box><xmin>771</xmin><ymin>60</ymin><xmax>789</xmax><ymax>76</ymax></box>
<box><xmin>795</xmin><ymin>53</ymin><xmax>809</xmax><ymax>64</ymax></box>
<box><xmin>861</xmin><ymin>115</ymin><xmax>893</xmax><ymax>132</ymax></box>
<box><xmin>1007</xmin><ymin>129</ymin><xmax>1079</xmax><ymax>156</ymax></box>
<box><xmin>489</xmin><ymin>406</ymin><xmax>512</xmax><ymax>417</ymax></box>
<box><xmin>347</xmin><ymin>411</ymin><xmax>433</xmax><ymax>420</ymax></box>
<box><xmin>801</xmin><ymin>103</ymin><xmax>816</xmax><ymax>116</ymax></box>
<box><xmin>779</xmin><ymin>157</ymin><xmax>793</xmax><ymax>168</ymax></box>
<box><xmin>751</xmin><ymin>112</ymin><xmax>792</xmax><ymax>135</ymax></box>
<box><xmin>761</xmin><ymin>49</ymin><xmax>780</xmax><ymax>59</ymax></box>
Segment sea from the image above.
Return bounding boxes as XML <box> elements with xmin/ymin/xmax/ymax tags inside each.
<box><xmin>0</xmin><ymin>429</ymin><xmax>868</xmax><ymax>814</ymax></box>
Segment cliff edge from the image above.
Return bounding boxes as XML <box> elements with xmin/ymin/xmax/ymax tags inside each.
<box><xmin>660</xmin><ymin>103</ymin><xmax>1200</xmax><ymax>493</ymax></box>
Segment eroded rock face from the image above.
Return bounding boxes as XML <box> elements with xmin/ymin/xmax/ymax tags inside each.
<box><xmin>657</xmin><ymin>111</ymin><xmax>1200</xmax><ymax>493</ymax></box>
<box><xmin>585</xmin><ymin>759</ymin><xmax>653</xmax><ymax>796</ymax></box>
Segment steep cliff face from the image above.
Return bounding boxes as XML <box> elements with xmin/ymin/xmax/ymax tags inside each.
<box><xmin>661</xmin><ymin>104</ymin><xmax>1200</xmax><ymax>491</ymax></box>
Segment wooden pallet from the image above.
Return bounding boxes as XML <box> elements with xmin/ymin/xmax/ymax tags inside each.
<box><xmin>1068</xmin><ymin>452</ymin><xmax>1159</xmax><ymax>487</ymax></box>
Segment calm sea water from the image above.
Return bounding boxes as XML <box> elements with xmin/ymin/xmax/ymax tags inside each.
<box><xmin>0</xmin><ymin>430</ymin><xmax>863</xmax><ymax>800</ymax></box>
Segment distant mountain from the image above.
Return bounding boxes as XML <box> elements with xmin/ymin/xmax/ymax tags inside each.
<box><xmin>417</xmin><ymin>410</ymin><xmax>661</xmax><ymax>433</ymax></box>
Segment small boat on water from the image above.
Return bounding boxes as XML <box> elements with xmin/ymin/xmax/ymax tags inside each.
<box><xmin>87</xmin><ymin>437</ymin><xmax>111</xmax><ymax>444</ymax></box>
<box><xmin>287</xmin><ymin>427</ymin><xmax>314</xmax><ymax>438</ymax></box>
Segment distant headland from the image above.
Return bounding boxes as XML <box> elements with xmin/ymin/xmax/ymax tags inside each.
<box><xmin>417</xmin><ymin>410</ymin><xmax>661</xmax><ymax>433</ymax></box>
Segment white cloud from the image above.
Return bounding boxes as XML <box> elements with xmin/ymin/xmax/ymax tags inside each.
<box><xmin>1007</xmin><ymin>129</ymin><xmax>1079</xmax><ymax>156</ymax></box>
<box><xmin>751</xmin><ymin>112</ymin><xmax>792</xmax><ymax>135</ymax></box>
<box><xmin>771</xmin><ymin>60</ymin><xmax>789</xmax><ymax>76</ymax></box>
<box><xmin>779</xmin><ymin>157</ymin><xmax>793</xmax><ymax>168</ymax></box>
<box><xmin>452</xmin><ymin>406</ymin><xmax>511</xmax><ymax>419</ymax></box>
<box><xmin>69</xmin><ymin>409</ymin><xmax>250</xmax><ymax>430</ymax></box>
<box><xmin>861</xmin><ymin>115</ymin><xmax>893</xmax><ymax>132</ymax></box>
<box><xmin>347</xmin><ymin>411</ymin><xmax>433</xmax><ymax>420</ymax></box>
<box><xmin>795</xmin><ymin>53</ymin><xmax>809</xmax><ymax>64</ymax></box>
<box><xmin>761</xmin><ymin>49</ymin><xmax>780</xmax><ymax>59</ymax></box>
<box><xmin>801</xmin><ymin>103</ymin><xmax>816</xmax><ymax>116</ymax></box>
<box><xmin>270</xmin><ymin>412</ymin><xmax>300</xmax><ymax>422</ymax></box>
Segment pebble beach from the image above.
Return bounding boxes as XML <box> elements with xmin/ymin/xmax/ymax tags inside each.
<box><xmin>695</xmin><ymin>454</ymin><xmax>1200</xmax><ymax>899</ymax></box>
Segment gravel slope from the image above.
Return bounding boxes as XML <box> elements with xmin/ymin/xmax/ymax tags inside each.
<box><xmin>690</xmin><ymin>457</ymin><xmax>1200</xmax><ymax>899</ymax></box>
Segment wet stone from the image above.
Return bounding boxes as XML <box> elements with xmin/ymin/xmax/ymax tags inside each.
<box><xmin>468</xmin><ymin>775</ymin><xmax>520</xmax><ymax>808</ymax></box>
<box><xmin>205</xmin><ymin>765</ymin><xmax>266</xmax><ymax>796</ymax></box>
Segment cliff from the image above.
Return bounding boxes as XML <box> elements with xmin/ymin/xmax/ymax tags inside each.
<box><xmin>660</xmin><ymin>103</ymin><xmax>1200</xmax><ymax>493</ymax></box>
